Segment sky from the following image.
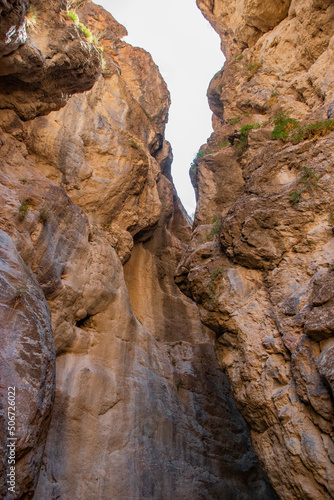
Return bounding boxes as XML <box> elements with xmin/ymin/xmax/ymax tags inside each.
<box><xmin>96</xmin><ymin>0</ymin><xmax>224</xmax><ymax>215</ymax></box>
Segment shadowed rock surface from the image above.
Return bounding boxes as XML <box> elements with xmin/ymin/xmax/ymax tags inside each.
<box><xmin>0</xmin><ymin>1</ymin><xmax>277</xmax><ymax>499</ymax></box>
<box><xmin>176</xmin><ymin>0</ymin><xmax>334</xmax><ymax>498</ymax></box>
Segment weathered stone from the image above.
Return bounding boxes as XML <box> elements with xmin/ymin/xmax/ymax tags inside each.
<box><xmin>304</xmin><ymin>300</ymin><xmax>334</xmax><ymax>341</ymax></box>
<box><xmin>318</xmin><ymin>341</ymin><xmax>334</xmax><ymax>398</ymax></box>
<box><xmin>0</xmin><ymin>1</ymin><xmax>278</xmax><ymax>498</ymax></box>
<box><xmin>0</xmin><ymin>0</ymin><xmax>102</xmax><ymax>119</ymax></box>
<box><xmin>179</xmin><ymin>0</ymin><xmax>334</xmax><ymax>498</ymax></box>
<box><xmin>0</xmin><ymin>0</ymin><xmax>28</xmax><ymax>58</ymax></box>
<box><xmin>0</xmin><ymin>229</ymin><xmax>55</xmax><ymax>499</ymax></box>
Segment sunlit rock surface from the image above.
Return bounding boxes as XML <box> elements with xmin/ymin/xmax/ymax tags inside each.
<box><xmin>0</xmin><ymin>1</ymin><xmax>277</xmax><ymax>498</ymax></box>
<box><xmin>177</xmin><ymin>1</ymin><xmax>334</xmax><ymax>498</ymax></box>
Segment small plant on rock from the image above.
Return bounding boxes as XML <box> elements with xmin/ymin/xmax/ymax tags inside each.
<box><xmin>233</xmin><ymin>123</ymin><xmax>261</xmax><ymax>153</ymax></box>
<box><xmin>39</xmin><ymin>209</ymin><xmax>50</xmax><ymax>224</ymax></box>
<box><xmin>206</xmin><ymin>216</ymin><xmax>222</xmax><ymax>240</ymax></box>
<box><xmin>329</xmin><ymin>207</ymin><xmax>334</xmax><ymax>224</ymax></box>
<box><xmin>302</xmin><ymin>119</ymin><xmax>334</xmax><ymax>140</ymax></box>
<box><xmin>246</xmin><ymin>62</ymin><xmax>261</xmax><ymax>81</ymax></box>
<box><xmin>26</xmin><ymin>5</ymin><xmax>38</xmax><ymax>31</ymax></box>
<box><xmin>228</xmin><ymin>116</ymin><xmax>241</xmax><ymax>125</ymax></box>
<box><xmin>129</xmin><ymin>138</ymin><xmax>141</xmax><ymax>150</ymax></box>
<box><xmin>270</xmin><ymin>39</ymin><xmax>279</xmax><ymax>48</ymax></box>
<box><xmin>63</xmin><ymin>10</ymin><xmax>80</xmax><ymax>23</ymax></box>
<box><xmin>271</xmin><ymin>112</ymin><xmax>300</xmax><ymax>142</ymax></box>
<box><xmin>208</xmin><ymin>266</ymin><xmax>224</xmax><ymax>307</ymax></box>
<box><xmin>78</xmin><ymin>22</ymin><xmax>92</xmax><ymax>40</ymax></box>
<box><xmin>176</xmin><ymin>379</ymin><xmax>184</xmax><ymax>391</ymax></box>
<box><xmin>289</xmin><ymin>190</ymin><xmax>302</xmax><ymax>207</ymax></box>
<box><xmin>301</xmin><ymin>166</ymin><xmax>319</xmax><ymax>189</ymax></box>
<box><xmin>18</xmin><ymin>198</ymin><xmax>32</xmax><ymax>220</ymax></box>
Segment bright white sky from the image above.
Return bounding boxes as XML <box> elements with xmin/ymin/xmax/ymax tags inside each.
<box><xmin>96</xmin><ymin>0</ymin><xmax>224</xmax><ymax>215</ymax></box>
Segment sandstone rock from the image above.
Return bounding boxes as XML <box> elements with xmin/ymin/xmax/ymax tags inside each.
<box><xmin>304</xmin><ymin>271</ymin><xmax>334</xmax><ymax>340</ymax></box>
<box><xmin>179</xmin><ymin>0</ymin><xmax>334</xmax><ymax>498</ymax></box>
<box><xmin>0</xmin><ymin>229</ymin><xmax>55</xmax><ymax>499</ymax></box>
<box><xmin>318</xmin><ymin>340</ymin><xmax>334</xmax><ymax>398</ymax></box>
<box><xmin>0</xmin><ymin>1</ymin><xmax>278</xmax><ymax>498</ymax></box>
<box><xmin>0</xmin><ymin>0</ymin><xmax>102</xmax><ymax>119</ymax></box>
<box><xmin>0</xmin><ymin>0</ymin><xmax>28</xmax><ymax>58</ymax></box>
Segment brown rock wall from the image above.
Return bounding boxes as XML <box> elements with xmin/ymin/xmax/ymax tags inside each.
<box><xmin>0</xmin><ymin>1</ymin><xmax>277</xmax><ymax>498</ymax></box>
<box><xmin>178</xmin><ymin>0</ymin><xmax>334</xmax><ymax>498</ymax></box>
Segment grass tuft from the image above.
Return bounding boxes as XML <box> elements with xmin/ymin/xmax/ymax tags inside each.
<box><xmin>246</xmin><ymin>62</ymin><xmax>261</xmax><ymax>81</ymax></box>
<box><xmin>78</xmin><ymin>22</ymin><xmax>92</xmax><ymax>39</ymax></box>
<box><xmin>271</xmin><ymin>112</ymin><xmax>300</xmax><ymax>142</ymax></box>
<box><xmin>39</xmin><ymin>209</ymin><xmax>50</xmax><ymax>224</ymax></box>
<box><xmin>205</xmin><ymin>216</ymin><xmax>222</xmax><ymax>240</ymax></box>
<box><xmin>64</xmin><ymin>10</ymin><xmax>79</xmax><ymax>24</ymax></box>
<box><xmin>18</xmin><ymin>198</ymin><xmax>32</xmax><ymax>220</ymax></box>
<box><xmin>129</xmin><ymin>138</ymin><xmax>141</xmax><ymax>149</ymax></box>
<box><xmin>228</xmin><ymin>116</ymin><xmax>241</xmax><ymax>125</ymax></box>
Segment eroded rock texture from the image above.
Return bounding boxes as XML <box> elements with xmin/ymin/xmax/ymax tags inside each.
<box><xmin>177</xmin><ymin>0</ymin><xmax>334</xmax><ymax>498</ymax></box>
<box><xmin>0</xmin><ymin>1</ymin><xmax>277</xmax><ymax>499</ymax></box>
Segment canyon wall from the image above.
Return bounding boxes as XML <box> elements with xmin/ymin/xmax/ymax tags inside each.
<box><xmin>0</xmin><ymin>1</ymin><xmax>278</xmax><ymax>499</ymax></box>
<box><xmin>176</xmin><ymin>0</ymin><xmax>334</xmax><ymax>498</ymax></box>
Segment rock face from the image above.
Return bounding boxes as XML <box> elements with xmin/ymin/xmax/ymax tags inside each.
<box><xmin>0</xmin><ymin>1</ymin><xmax>277</xmax><ymax>499</ymax></box>
<box><xmin>0</xmin><ymin>230</ymin><xmax>55</xmax><ymax>499</ymax></box>
<box><xmin>0</xmin><ymin>0</ymin><xmax>102</xmax><ymax>120</ymax></box>
<box><xmin>176</xmin><ymin>1</ymin><xmax>334</xmax><ymax>498</ymax></box>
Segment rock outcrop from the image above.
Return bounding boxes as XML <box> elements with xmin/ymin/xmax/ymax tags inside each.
<box><xmin>0</xmin><ymin>1</ymin><xmax>278</xmax><ymax>499</ymax></box>
<box><xmin>176</xmin><ymin>1</ymin><xmax>334</xmax><ymax>498</ymax></box>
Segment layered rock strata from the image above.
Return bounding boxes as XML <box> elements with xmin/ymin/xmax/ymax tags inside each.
<box><xmin>176</xmin><ymin>0</ymin><xmax>334</xmax><ymax>498</ymax></box>
<box><xmin>0</xmin><ymin>1</ymin><xmax>277</xmax><ymax>499</ymax></box>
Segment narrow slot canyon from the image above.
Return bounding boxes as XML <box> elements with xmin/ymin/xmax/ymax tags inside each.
<box><xmin>0</xmin><ymin>1</ymin><xmax>334</xmax><ymax>500</ymax></box>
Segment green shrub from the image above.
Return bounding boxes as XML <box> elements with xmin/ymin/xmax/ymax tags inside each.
<box><xmin>191</xmin><ymin>149</ymin><xmax>213</xmax><ymax>167</ymax></box>
<box><xmin>18</xmin><ymin>198</ymin><xmax>32</xmax><ymax>220</ymax></box>
<box><xmin>219</xmin><ymin>141</ymin><xmax>228</xmax><ymax>148</ymax></box>
<box><xmin>78</xmin><ymin>22</ymin><xmax>92</xmax><ymax>39</ymax></box>
<box><xmin>206</xmin><ymin>216</ymin><xmax>222</xmax><ymax>240</ymax></box>
<box><xmin>289</xmin><ymin>190</ymin><xmax>302</xmax><ymax>206</ymax></box>
<box><xmin>233</xmin><ymin>123</ymin><xmax>261</xmax><ymax>153</ymax></box>
<box><xmin>228</xmin><ymin>116</ymin><xmax>241</xmax><ymax>125</ymax></box>
<box><xmin>271</xmin><ymin>112</ymin><xmax>300</xmax><ymax>141</ymax></box>
<box><xmin>129</xmin><ymin>138</ymin><xmax>141</xmax><ymax>149</ymax></box>
<box><xmin>176</xmin><ymin>379</ymin><xmax>184</xmax><ymax>391</ymax></box>
<box><xmin>289</xmin><ymin>166</ymin><xmax>320</xmax><ymax>209</ymax></box>
<box><xmin>239</xmin><ymin>123</ymin><xmax>261</xmax><ymax>137</ymax></box>
<box><xmin>301</xmin><ymin>166</ymin><xmax>319</xmax><ymax>189</ymax></box>
<box><xmin>19</xmin><ymin>178</ymin><xmax>27</xmax><ymax>184</ymax></box>
<box><xmin>39</xmin><ymin>209</ymin><xmax>50</xmax><ymax>224</ymax></box>
<box><xmin>235</xmin><ymin>55</ymin><xmax>243</xmax><ymax>61</ymax></box>
<box><xmin>208</xmin><ymin>266</ymin><xmax>224</xmax><ymax>306</ymax></box>
<box><xmin>303</xmin><ymin>119</ymin><xmax>334</xmax><ymax>140</ymax></box>
<box><xmin>210</xmin><ymin>267</ymin><xmax>224</xmax><ymax>281</ymax></box>
<box><xmin>64</xmin><ymin>10</ymin><xmax>79</xmax><ymax>23</ymax></box>
<box><xmin>246</xmin><ymin>62</ymin><xmax>261</xmax><ymax>81</ymax></box>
